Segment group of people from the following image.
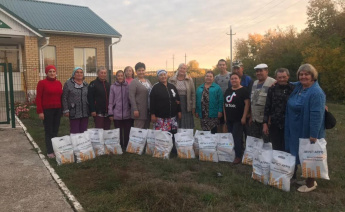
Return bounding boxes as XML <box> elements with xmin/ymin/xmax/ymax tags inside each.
<box><xmin>36</xmin><ymin>59</ymin><xmax>326</xmax><ymax>193</ymax></box>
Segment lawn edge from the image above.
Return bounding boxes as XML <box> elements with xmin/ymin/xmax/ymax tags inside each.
<box><xmin>15</xmin><ymin>116</ymin><xmax>85</xmax><ymax>212</ymax></box>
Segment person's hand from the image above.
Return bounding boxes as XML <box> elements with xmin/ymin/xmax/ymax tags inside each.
<box><xmin>91</xmin><ymin>112</ymin><xmax>96</xmax><ymax>117</ymax></box>
<box><xmin>218</xmin><ymin>112</ymin><xmax>223</xmax><ymax>118</ymax></box>
<box><xmin>134</xmin><ymin>110</ymin><xmax>140</xmax><ymax>118</ymax></box>
<box><xmin>151</xmin><ymin>114</ymin><xmax>157</xmax><ymax>123</ymax></box>
<box><xmin>310</xmin><ymin>137</ymin><xmax>317</xmax><ymax>143</ymax></box>
<box><xmin>38</xmin><ymin>113</ymin><xmax>44</xmax><ymax>120</ymax></box>
<box><xmin>109</xmin><ymin>116</ymin><xmax>114</xmax><ymax>121</ymax></box>
<box><xmin>241</xmin><ymin>117</ymin><xmax>246</xmax><ymax>125</ymax></box>
<box><xmin>178</xmin><ymin>112</ymin><xmax>182</xmax><ymax>120</ymax></box>
<box><xmin>64</xmin><ymin>112</ymin><xmax>69</xmax><ymax>117</ymax></box>
<box><xmin>263</xmin><ymin>123</ymin><xmax>269</xmax><ymax>135</ymax></box>
<box><xmin>325</xmin><ymin>105</ymin><xmax>328</xmax><ymax>112</ymax></box>
<box><xmin>248</xmin><ymin>116</ymin><xmax>253</xmax><ymax>125</ymax></box>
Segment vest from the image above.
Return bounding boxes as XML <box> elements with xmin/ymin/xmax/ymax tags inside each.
<box><xmin>251</xmin><ymin>77</ymin><xmax>275</xmax><ymax>123</ymax></box>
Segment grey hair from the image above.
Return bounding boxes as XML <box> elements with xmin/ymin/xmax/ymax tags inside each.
<box><xmin>178</xmin><ymin>63</ymin><xmax>187</xmax><ymax>70</ymax></box>
<box><xmin>97</xmin><ymin>66</ymin><xmax>107</xmax><ymax>74</ymax></box>
<box><xmin>275</xmin><ymin>68</ymin><xmax>290</xmax><ymax>77</ymax></box>
<box><xmin>297</xmin><ymin>64</ymin><xmax>318</xmax><ymax>80</ymax></box>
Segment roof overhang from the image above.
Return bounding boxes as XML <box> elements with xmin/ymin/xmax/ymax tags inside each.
<box><xmin>0</xmin><ymin>6</ymin><xmax>44</xmax><ymax>37</ymax></box>
<box><xmin>40</xmin><ymin>29</ymin><xmax>122</xmax><ymax>38</ymax></box>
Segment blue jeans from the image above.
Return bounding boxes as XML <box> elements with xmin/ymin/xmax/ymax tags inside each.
<box><xmin>227</xmin><ymin>121</ymin><xmax>244</xmax><ymax>158</ymax></box>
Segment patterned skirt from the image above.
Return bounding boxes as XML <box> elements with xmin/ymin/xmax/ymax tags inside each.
<box><xmin>178</xmin><ymin>95</ymin><xmax>195</xmax><ymax>129</ymax></box>
<box><xmin>153</xmin><ymin>116</ymin><xmax>178</xmax><ymax>131</ymax></box>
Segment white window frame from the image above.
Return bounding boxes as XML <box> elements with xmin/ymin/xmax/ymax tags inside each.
<box><xmin>39</xmin><ymin>45</ymin><xmax>56</xmax><ymax>77</ymax></box>
<box><xmin>74</xmin><ymin>47</ymin><xmax>97</xmax><ymax>76</ymax></box>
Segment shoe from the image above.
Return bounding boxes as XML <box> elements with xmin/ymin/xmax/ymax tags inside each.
<box><xmin>233</xmin><ymin>157</ymin><xmax>241</xmax><ymax>164</ymax></box>
<box><xmin>297</xmin><ymin>181</ymin><xmax>318</xmax><ymax>193</ymax></box>
<box><xmin>297</xmin><ymin>180</ymin><xmax>317</xmax><ymax>186</ymax></box>
<box><xmin>47</xmin><ymin>153</ymin><xmax>55</xmax><ymax>159</ymax></box>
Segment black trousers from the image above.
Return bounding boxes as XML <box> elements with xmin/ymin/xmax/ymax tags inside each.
<box><xmin>227</xmin><ymin>121</ymin><xmax>244</xmax><ymax>158</ymax></box>
<box><xmin>43</xmin><ymin>108</ymin><xmax>61</xmax><ymax>154</ymax></box>
<box><xmin>269</xmin><ymin>124</ymin><xmax>285</xmax><ymax>151</ymax></box>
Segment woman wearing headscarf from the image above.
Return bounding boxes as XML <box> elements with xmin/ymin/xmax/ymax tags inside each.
<box><xmin>195</xmin><ymin>71</ymin><xmax>223</xmax><ymax>134</ymax></box>
<box><xmin>88</xmin><ymin>67</ymin><xmax>111</xmax><ymax>130</ymax></box>
<box><xmin>36</xmin><ymin>65</ymin><xmax>63</xmax><ymax>158</ymax></box>
<box><xmin>108</xmin><ymin>70</ymin><xmax>131</xmax><ymax>149</ymax></box>
<box><xmin>62</xmin><ymin>67</ymin><xmax>89</xmax><ymax>134</ymax></box>
<box><xmin>150</xmin><ymin>70</ymin><xmax>181</xmax><ymax>132</ymax></box>
<box><xmin>285</xmin><ymin>64</ymin><xmax>326</xmax><ymax>192</ymax></box>
<box><xmin>168</xmin><ymin>63</ymin><xmax>195</xmax><ymax>129</ymax></box>
<box><xmin>129</xmin><ymin>62</ymin><xmax>152</xmax><ymax>129</ymax></box>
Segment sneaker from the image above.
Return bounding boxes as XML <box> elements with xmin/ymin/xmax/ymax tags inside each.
<box><xmin>233</xmin><ymin>157</ymin><xmax>242</xmax><ymax>164</ymax></box>
<box><xmin>47</xmin><ymin>153</ymin><xmax>55</xmax><ymax>159</ymax></box>
<box><xmin>297</xmin><ymin>181</ymin><xmax>317</xmax><ymax>193</ymax></box>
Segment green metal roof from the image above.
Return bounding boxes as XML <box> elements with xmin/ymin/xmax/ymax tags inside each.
<box><xmin>0</xmin><ymin>0</ymin><xmax>122</xmax><ymax>38</ymax></box>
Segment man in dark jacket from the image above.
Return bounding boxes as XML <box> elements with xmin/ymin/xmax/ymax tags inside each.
<box><xmin>88</xmin><ymin>67</ymin><xmax>111</xmax><ymax>130</ymax></box>
<box><xmin>263</xmin><ymin>68</ymin><xmax>295</xmax><ymax>151</ymax></box>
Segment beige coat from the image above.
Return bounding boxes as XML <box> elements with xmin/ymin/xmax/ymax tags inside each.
<box><xmin>168</xmin><ymin>75</ymin><xmax>196</xmax><ymax>112</ymax></box>
<box><xmin>129</xmin><ymin>78</ymin><xmax>152</xmax><ymax>120</ymax></box>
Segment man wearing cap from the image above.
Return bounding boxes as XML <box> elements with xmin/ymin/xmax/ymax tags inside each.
<box><xmin>214</xmin><ymin>59</ymin><xmax>231</xmax><ymax>133</ymax></box>
<box><xmin>249</xmin><ymin>63</ymin><xmax>275</xmax><ymax>141</ymax></box>
<box><xmin>228</xmin><ymin>61</ymin><xmax>253</xmax><ymax>91</ymax></box>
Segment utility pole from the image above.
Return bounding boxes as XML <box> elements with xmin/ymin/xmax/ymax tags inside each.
<box><xmin>185</xmin><ymin>53</ymin><xmax>187</xmax><ymax>64</ymax></box>
<box><xmin>172</xmin><ymin>54</ymin><xmax>175</xmax><ymax>71</ymax></box>
<box><xmin>226</xmin><ymin>25</ymin><xmax>236</xmax><ymax>69</ymax></box>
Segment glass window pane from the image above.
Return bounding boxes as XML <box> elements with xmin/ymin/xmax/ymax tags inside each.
<box><xmin>43</xmin><ymin>46</ymin><xmax>56</xmax><ymax>69</ymax></box>
<box><xmin>74</xmin><ymin>48</ymin><xmax>84</xmax><ymax>68</ymax></box>
<box><xmin>85</xmin><ymin>48</ymin><xmax>96</xmax><ymax>73</ymax></box>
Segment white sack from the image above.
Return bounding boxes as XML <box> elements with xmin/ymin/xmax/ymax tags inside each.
<box><xmin>103</xmin><ymin>129</ymin><xmax>122</xmax><ymax>155</ymax></box>
<box><xmin>70</xmin><ymin>133</ymin><xmax>95</xmax><ymax>163</ymax></box>
<box><xmin>194</xmin><ymin>130</ymin><xmax>211</xmax><ymax>156</ymax></box>
<box><xmin>52</xmin><ymin>136</ymin><xmax>75</xmax><ymax>165</ymax></box>
<box><xmin>146</xmin><ymin>129</ymin><xmax>160</xmax><ymax>155</ymax></box>
<box><xmin>299</xmin><ymin>138</ymin><xmax>329</xmax><ymax>180</ymax></box>
<box><xmin>242</xmin><ymin>136</ymin><xmax>264</xmax><ymax>165</ymax></box>
<box><xmin>126</xmin><ymin>127</ymin><xmax>148</xmax><ymax>155</ymax></box>
<box><xmin>199</xmin><ymin>134</ymin><xmax>218</xmax><ymax>162</ymax></box>
<box><xmin>153</xmin><ymin>131</ymin><xmax>173</xmax><ymax>159</ymax></box>
<box><xmin>252</xmin><ymin>143</ymin><xmax>273</xmax><ymax>184</ymax></box>
<box><xmin>177</xmin><ymin>128</ymin><xmax>194</xmax><ymax>137</ymax></box>
<box><xmin>216</xmin><ymin>133</ymin><xmax>235</xmax><ymax>162</ymax></box>
<box><xmin>87</xmin><ymin>128</ymin><xmax>105</xmax><ymax>156</ymax></box>
<box><xmin>174</xmin><ymin>132</ymin><xmax>195</xmax><ymax>159</ymax></box>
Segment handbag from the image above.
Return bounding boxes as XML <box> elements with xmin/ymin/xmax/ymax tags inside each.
<box><xmin>325</xmin><ymin>109</ymin><xmax>336</xmax><ymax>129</ymax></box>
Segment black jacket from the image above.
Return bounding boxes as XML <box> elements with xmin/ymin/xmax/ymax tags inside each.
<box><xmin>150</xmin><ymin>82</ymin><xmax>181</xmax><ymax>118</ymax></box>
<box><xmin>88</xmin><ymin>78</ymin><xmax>110</xmax><ymax>115</ymax></box>
<box><xmin>263</xmin><ymin>82</ymin><xmax>295</xmax><ymax>129</ymax></box>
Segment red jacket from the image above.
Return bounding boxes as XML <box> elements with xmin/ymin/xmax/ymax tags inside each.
<box><xmin>36</xmin><ymin>77</ymin><xmax>63</xmax><ymax>114</ymax></box>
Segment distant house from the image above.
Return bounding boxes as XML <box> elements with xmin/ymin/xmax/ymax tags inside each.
<box><xmin>0</xmin><ymin>0</ymin><xmax>121</xmax><ymax>100</ymax></box>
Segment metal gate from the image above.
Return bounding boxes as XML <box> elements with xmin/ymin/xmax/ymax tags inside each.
<box><xmin>0</xmin><ymin>63</ymin><xmax>15</xmax><ymax>128</ymax></box>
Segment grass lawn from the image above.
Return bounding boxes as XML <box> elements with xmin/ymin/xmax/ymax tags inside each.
<box><xmin>21</xmin><ymin>103</ymin><xmax>345</xmax><ymax>211</ymax></box>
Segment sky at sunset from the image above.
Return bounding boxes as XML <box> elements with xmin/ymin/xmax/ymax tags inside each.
<box><xmin>43</xmin><ymin>0</ymin><xmax>309</xmax><ymax>70</ymax></box>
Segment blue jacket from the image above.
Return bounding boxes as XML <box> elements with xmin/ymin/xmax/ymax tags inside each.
<box><xmin>196</xmin><ymin>82</ymin><xmax>223</xmax><ymax>118</ymax></box>
<box><xmin>228</xmin><ymin>74</ymin><xmax>253</xmax><ymax>91</ymax></box>
<box><xmin>285</xmin><ymin>81</ymin><xmax>326</xmax><ymax>163</ymax></box>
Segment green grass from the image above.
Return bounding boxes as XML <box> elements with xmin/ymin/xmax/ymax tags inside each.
<box><xmin>21</xmin><ymin>103</ymin><xmax>345</xmax><ymax>211</ymax></box>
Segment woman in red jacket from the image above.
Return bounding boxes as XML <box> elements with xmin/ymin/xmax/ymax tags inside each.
<box><xmin>36</xmin><ymin>65</ymin><xmax>63</xmax><ymax>158</ymax></box>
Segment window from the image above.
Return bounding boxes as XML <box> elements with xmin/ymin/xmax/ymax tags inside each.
<box><xmin>74</xmin><ymin>48</ymin><xmax>97</xmax><ymax>74</ymax></box>
<box><xmin>0</xmin><ymin>45</ymin><xmax>19</xmax><ymax>72</ymax></box>
<box><xmin>43</xmin><ymin>46</ymin><xmax>56</xmax><ymax>68</ymax></box>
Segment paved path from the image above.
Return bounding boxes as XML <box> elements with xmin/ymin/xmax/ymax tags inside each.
<box><xmin>0</xmin><ymin>127</ymin><xmax>73</xmax><ymax>212</ymax></box>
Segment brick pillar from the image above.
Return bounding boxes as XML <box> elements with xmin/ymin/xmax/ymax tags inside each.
<box><xmin>24</xmin><ymin>36</ymin><xmax>39</xmax><ymax>101</ymax></box>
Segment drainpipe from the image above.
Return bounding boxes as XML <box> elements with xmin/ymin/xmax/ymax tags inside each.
<box><xmin>39</xmin><ymin>37</ymin><xmax>50</xmax><ymax>79</ymax></box>
<box><xmin>108</xmin><ymin>37</ymin><xmax>121</xmax><ymax>81</ymax></box>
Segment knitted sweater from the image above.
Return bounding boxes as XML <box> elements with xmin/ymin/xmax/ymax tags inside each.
<box><xmin>36</xmin><ymin>77</ymin><xmax>63</xmax><ymax>114</ymax></box>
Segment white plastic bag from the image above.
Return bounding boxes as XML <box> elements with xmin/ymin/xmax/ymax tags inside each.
<box><xmin>70</xmin><ymin>133</ymin><xmax>95</xmax><ymax>163</ymax></box>
<box><xmin>194</xmin><ymin>130</ymin><xmax>211</xmax><ymax>156</ymax></box>
<box><xmin>269</xmin><ymin>150</ymin><xmax>296</xmax><ymax>192</ymax></box>
<box><xmin>153</xmin><ymin>131</ymin><xmax>173</xmax><ymax>159</ymax></box>
<box><xmin>199</xmin><ymin>134</ymin><xmax>218</xmax><ymax>162</ymax></box>
<box><xmin>242</xmin><ymin>136</ymin><xmax>264</xmax><ymax>165</ymax></box>
<box><xmin>146</xmin><ymin>129</ymin><xmax>159</xmax><ymax>155</ymax></box>
<box><xmin>52</xmin><ymin>136</ymin><xmax>75</xmax><ymax>165</ymax></box>
<box><xmin>216</xmin><ymin>133</ymin><xmax>235</xmax><ymax>163</ymax></box>
<box><xmin>87</xmin><ymin>128</ymin><xmax>105</xmax><ymax>156</ymax></box>
<box><xmin>299</xmin><ymin>138</ymin><xmax>330</xmax><ymax>180</ymax></box>
<box><xmin>174</xmin><ymin>132</ymin><xmax>195</xmax><ymax>159</ymax></box>
<box><xmin>252</xmin><ymin>143</ymin><xmax>273</xmax><ymax>184</ymax></box>
<box><xmin>103</xmin><ymin>129</ymin><xmax>123</xmax><ymax>155</ymax></box>
<box><xmin>177</xmin><ymin>128</ymin><xmax>194</xmax><ymax>137</ymax></box>
<box><xmin>126</xmin><ymin>127</ymin><xmax>148</xmax><ymax>155</ymax></box>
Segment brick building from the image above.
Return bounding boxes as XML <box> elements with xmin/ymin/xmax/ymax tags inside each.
<box><xmin>0</xmin><ymin>0</ymin><xmax>121</xmax><ymax>101</ymax></box>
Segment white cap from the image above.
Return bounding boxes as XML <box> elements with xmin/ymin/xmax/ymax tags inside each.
<box><xmin>254</xmin><ymin>63</ymin><xmax>268</xmax><ymax>69</ymax></box>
